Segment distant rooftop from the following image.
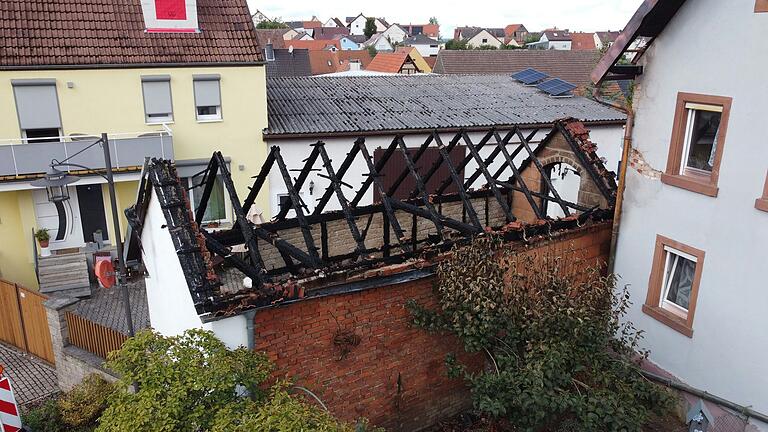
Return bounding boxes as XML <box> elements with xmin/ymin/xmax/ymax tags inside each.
<box><xmin>265</xmin><ymin>74</ymin><xmax>626</xmax><ymax>137</ymax></box>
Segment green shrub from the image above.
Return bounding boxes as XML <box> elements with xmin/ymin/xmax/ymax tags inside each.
<box><xmin>58</xmin><ymin>374</ymin><xmax>114</xmax><ymax>429</ymax></box>
<box><xmin>22</xmin><ymin>398</ymin><xmax>65</xmax><ymax>432</ymax></box>
<box><xmin>408</xmin><ymin>236</ymin><xmax>672</xmax><ymax>432</ymax></box>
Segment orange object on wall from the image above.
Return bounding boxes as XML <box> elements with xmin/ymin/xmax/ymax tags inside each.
<box><xmin>94</xmin><ymin>259</ymin><xmax>116</xmax><ymax>289</ymax></box>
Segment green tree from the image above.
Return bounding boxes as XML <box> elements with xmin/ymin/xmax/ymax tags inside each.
<box><xmin>429</xmin><ymin>17</ymin><xmax>439</xmax><ymax>25</ymax></box>
<box><xmin>97</xmin><ymin>329</ymin><xmax>364</xmax><ymax>432</ymax></box>
<box><xmin>367</xmin><ymin>45</ymin><xmax>378</xmax><ymax>58</ymax></box>
<box><xmin>256</xmin><ymin>19</ymin><xmax>288</xmax><ymax>29</ymax></box>
<box><xmin>444</xmin><ymin>39</ymin><xmax>469</xmax><ymax>50</ymax></box>
<box><xmin>364</xmin><ymin>18</ymin><xmax>377</xmax><ymax>39</ymax></box>
<box><xmin>408</xmin><ymin>237</ymin><xmax>672</xmax><ymax>432</ymax></box>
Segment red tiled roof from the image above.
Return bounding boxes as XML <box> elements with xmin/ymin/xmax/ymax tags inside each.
<box><xmin>571</xmin><ymin>32</ymin><xmax>597</xmax><ymax>51</ymax></box>
<box><xmin>0</xmin><ymin>0</ymin><xmax>263</xmax><ymax>69</ymax></box>
<box><xmin>255</xmin><ymin>29</ymin><xmax>289</xmax><ymax>49</ymax></box>
<box><xmin>307</xmin><ymin>50</ymin><xmax>372</xmax><ymax>75</ymax></box>
<box><xmin>367</xmin><ymin>52</ymin><xmax>409</xmax><ymax>73</ymax></box>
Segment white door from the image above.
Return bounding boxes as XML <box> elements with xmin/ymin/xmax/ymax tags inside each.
<box><xmin>34</xmin><ymin>187</ymin><xmax>85</xmax><ymax>250</ymax></box>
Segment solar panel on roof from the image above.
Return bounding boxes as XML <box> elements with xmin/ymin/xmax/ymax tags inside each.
<box><xmin>537</xmin><ymin>78</ymin><xmax>577</xmax><ymax>96</ymax></box>
<box><xmin>511</xmin><ymin>68</ymin><xmax>549</xmax><ymax>85</ymax></box>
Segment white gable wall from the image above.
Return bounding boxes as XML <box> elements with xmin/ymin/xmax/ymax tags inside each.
<box><xmin>349</xmin><ymin>16</ymin><xmax>367</xmax><ymax>35</ymax></box>
<box><xmin>467</xmin><ymin>30</ymin><xmax>501</xmax><ymax>49</ymax></box>
<box><xmin>613</xmin><ymin>0</ymin><xmax>768</xmax><ymax>428</ymax></box>
<box><xmin>382</xmin><ymin>26</ymin><xmax>408</xmax><ymax>44</ymax></box>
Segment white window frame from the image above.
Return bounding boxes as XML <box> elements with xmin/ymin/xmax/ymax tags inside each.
<box><xmin>22</xmin><ymin>128</ymin><xmax>63</xmax><ymax>144</ymax></box>
<box><xmin>185</xmin><ymin>177</ymin><xmax>232</xmax><ymax>226</ymax></box>
<box><xmin>679</xmin><ymin>103</ymin><xmax>723</xmax><ymax>176</ymax></box>
<box><xmin>659</xmin><ymin>245</ymin><xmax>698</xmax><ymax>318</ymax></box>
<box><xmin>146</xmin><ymin>113</ymin><xmax>174</xmax><ymax>124</ymax></box>
<box><xmin>196</xmin><ymin>105</ymin><xmax>222</xmax><ymax>122</ymax></box>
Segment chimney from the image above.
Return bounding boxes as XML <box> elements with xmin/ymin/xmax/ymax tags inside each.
<box><xmin>141</xmin><ymin>0</ymin><xmax>200</xmax><ymax>33</ymax></box>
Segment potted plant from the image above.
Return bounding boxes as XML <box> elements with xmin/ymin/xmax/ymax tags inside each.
<box><xmin>34</xmin><ymin>228</ymin><xmax>50</xmax><ymax>248</ymax></box>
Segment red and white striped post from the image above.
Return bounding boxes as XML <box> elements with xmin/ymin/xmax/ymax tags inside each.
<box><xmin>0</xmin><ymin>366</ymin><xmax>22</xmax><ymax>432</ymax></box>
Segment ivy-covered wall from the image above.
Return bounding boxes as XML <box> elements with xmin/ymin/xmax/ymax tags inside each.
<box><xmin>252</xmin><ymin>221</ymin><xmax>612</xmax><ymax>431</ymax></box>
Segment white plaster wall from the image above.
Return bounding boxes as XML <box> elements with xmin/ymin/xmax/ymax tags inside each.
<box><xmin>203</xmin><ymin>315</ymin><xmax>249</xmax><ymax>350</ymax></box>
<box><xmin>142</xmin><ymin>193</ymin><xmax>204</xmax><ymax>336</ymax></box>
<box><xmin>411</xmin><ymin>43</ymin><xmax>440</xmax><ymax>58</ymax></box>
<box><xmin>549</xmin><ymin>41</ymin><xmax>571</xmax><ymax>50</ymax></box>
<box><xmin>266</xmin><ymin>124</ymin><xmax>623</xmax><ymax>213</ymax></box>
<box><xmin>382</xmin><ymin>26</ymin><xmax>408</xmax><ymax>44</ymax></box>
<box><xmin>613</xmin><ymin>0</ymin><xmax>768</xmax><ymax>424</ymax></box>
<box><xmin>349</xmin><ymin>17</ymin><xmax>366</xmax><ymax>36</ymax></box>
<box><xmin>468</xmin><ymin>31</ymin><xmax>502</xmax><ymax>49</ymax></box>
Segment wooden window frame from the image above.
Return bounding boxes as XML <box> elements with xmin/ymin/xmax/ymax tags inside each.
<box><xmin>661</xmin><ymin>92</ymin><xmax>732</xmax><ymax>197</ymax></box>
<box><xmin>756</xmin><ymin>0</ymin><xmax>768</xmax><ymax>12</ymax></box>
<box><xmin>643</xmin><ymin>235</ymin><xmax>705</xmax><ymax>338</ymax></box>
<box><xmin>756</xmin><ymin>172</ymin><xmax>768</xmax><ymax>212</ymax></box>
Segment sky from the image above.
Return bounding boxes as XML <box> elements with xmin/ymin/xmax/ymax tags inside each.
<box><xmin>246</xmin><ymin>0</ymin><xmax>644</xmax><ymax>38</ymax></box>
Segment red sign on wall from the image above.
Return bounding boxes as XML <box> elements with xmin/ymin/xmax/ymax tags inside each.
<box><xmin>155</xmin><ymin>0</ymin><xmax>187</xmax><ymax>20</ymax></box>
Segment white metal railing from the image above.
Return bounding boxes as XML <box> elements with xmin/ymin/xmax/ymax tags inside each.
<box><xmin>0</xmin><ymin>126</ymin><xmax>173</xmax><ymax>177</ymax></box>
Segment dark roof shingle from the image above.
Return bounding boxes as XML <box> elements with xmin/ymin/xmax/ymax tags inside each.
<box><xmin>0</xmin><ymin>0</ymin><xmax>263</xmax><ymax>68</ymax></box>
<box><xmin>433</xmin><ymin>50</ymin><xmax>602</xmax><ymax>87</ymax></box>
<box><xmin>266</xmin><ymin>75</ymin><xmax>626</xmax><ymax>136</ymax></box>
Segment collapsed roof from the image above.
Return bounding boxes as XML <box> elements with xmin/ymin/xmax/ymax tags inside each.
<box><xmin>127</xmin><ymin>119</ymin><xmax>617</xmax><ymax>319</ymax></box>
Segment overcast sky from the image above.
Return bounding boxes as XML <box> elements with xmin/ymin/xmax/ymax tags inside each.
<box><xmin>246</xmin><ymin>0</ymin><xmax>643</xmax><ymax>37</ymax></box>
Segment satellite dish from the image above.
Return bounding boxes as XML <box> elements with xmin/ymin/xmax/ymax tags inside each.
<box><xmin>95</xmin><ymin>259</ymin><xmax>116</xmax><ymax>289</ymax></box>
<box><xmin>289</xmin><ymin>45</ymin><xmax>294</xmax><ymax>54</ymax></box>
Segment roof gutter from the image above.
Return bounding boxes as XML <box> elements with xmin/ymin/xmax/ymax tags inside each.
<box><xmin>590</xmin><ymin>84</ymin><xmax>633</xmax><ymax>274</ymax></box>
<box><xmin>0</xmin><ymin>61</ymin><xmax>266</xmax><ymax>71</ymax></box>
<box><xmin>262</xmin><ymin>120</ymin><xmax>628</xmax><ymax>141</ymax></box>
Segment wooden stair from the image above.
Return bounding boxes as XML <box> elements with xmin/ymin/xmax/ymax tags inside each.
<box><xmin>38</xmin><ymin>253</ymin><xmax>92</xmax><ymax>297</ymax></box>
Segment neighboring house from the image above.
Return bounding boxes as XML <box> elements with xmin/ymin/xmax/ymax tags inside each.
<box><xmin>373</xmin><ymin>18</ymin><xmax>390</xmax><ymax>32</ymax></box>
<box><xmin>367</xmin><ymin>49</ymin><xmax>430</xmax><ymax>74</ymax></box>
<box><xmin>364</xmin><ymin>33</ymin><xmax>394</xmax><ymax>52</ymax></box>
<box><xmin>254</xmin><ymin>28</ymin><xmax>292</xmax><ymax>49</ymax></box>
<box><xmin>402</xmin><ymin>34</ymin><xmax>440</xmax><ymax>58</ymax></box>
<box><xmin>265</xmin><ymin>48</ymin><xmax>312</xmax><ymax>77</ymax></box>
<box><xmin>282</xmin><ymin>27</ymin><xmax>300</xmax><ymax>40</ymax></box>
<box><xmin>465</xmin><ymin>28</ymin><xmax>504</xmax><ymax>49</ymax></box>
<box><xmin>347</xmin><ymin>34</ymin><xmax>369</xmax><ymax>47</ymax></box>
<box><xmin>307</xmin><ymin>50</ymin><xmax>373</xmax><ymax>75</ymax></box>
<box><xmin>593</xmin><ymin>31</ymin><xmax>621</xmax><ymax>50</ymax></box>
<box><xmin>504</xmin><ymin>24</ymin><xmax>529</xmax><ymax>45</ymax></box>
<box><xmin>528</xmin><ymin>30</ymin><xmax>573</xmax><ymax>50</ymax></box>
<box><xmin>324</xmin><ymin>17</ymin><xmax>345</xmax><ymax>28</ymax></box>
<box><xmin>402</xmin><ymin>23</ymin><xmax>440</xmax><ymax>39</ymax></box>
<box><xmin>380</xmin><ymin>24</ymin><xmax>409</xmax><ymax>44</ymax></box>
<box><xmin>264</xmin><ymin>74</ymin><xmax>625</xmax><ymax>216</ymax></box>
<box><xmin>593</xmin><ymin>0</ymin><xmax>768</xmax><ymax>429</ymax></box>
<box><xmin>571</xmin><ymin>32</ymin><xmax>597</xmax><ymax>50</ymax></box>
<box><xmin>347</xmin><ymin>13</ymin><xmax>368</xmax><ymax>36</ymax></box>
<box><xmin>0</xmin><ymin>0</ymin><xmax>269</xmax><ymax>290</ymax></box>
<box><xmin>251</xmin><ymin>9</ymin><xmax>271</xmax><ymax>25</ymax></box>
<box><xmin>334</xmin><ymin>35</ymin><xmax>362</xmax><ymax>50</ymax></box>
<box><xmin>288</xmin><ymin>39</ymin><xmax>341</xmax><ymax>51</ymax></box>
<box><xmin>293</xmin><ymin>32</ymin><xmax>314</xmax><ymax>41</ymax></box>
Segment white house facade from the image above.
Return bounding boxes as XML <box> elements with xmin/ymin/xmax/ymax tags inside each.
<box><xmin>380</xmin><ymin>24</ymin><xmax>409</xmax><ymax>44</ymax></box>
<box><xmin>596</xmin><ymin>0</ymin><xmax>768</xmax><ymax>429</ymax></box>
<box><xmin>466</xmin><ymin>29</ymin><xmax>502</xmax><ymax>49</ymax></box>
<box><xmin>348</xmin><ymin>14</ymin><xmax>368</xmax><ymax>36</ymax></box>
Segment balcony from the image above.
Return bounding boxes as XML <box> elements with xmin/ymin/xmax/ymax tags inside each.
<box><xmin>0</xmin><ymin>129</ymin><xmax>174</xmax><ymax>178</ymax></box>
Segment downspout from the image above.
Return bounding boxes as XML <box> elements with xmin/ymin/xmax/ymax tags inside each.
<box><xmin>243</xmin><ymin>309</ymin><xmax>256</xmax><ymax>350</ymax></box>
<box><xmin>641</xmin><ymin>370</ymin><xmax>768</xmax><ymax>424</ymax></box>
<box><xmin>591</xmin><ymin>84</ymin><xmax>634</xmax><ymax>274</ymax></box>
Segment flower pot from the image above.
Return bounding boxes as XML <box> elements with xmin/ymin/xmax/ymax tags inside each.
<box><xmin>40</xmin><ymin>246</ymin><xmax>51</xmax><ymax>257</ymax></box>
<box><xmin>38</xmin><ymin>239</ymin><xmax>49</xmax><ymax>248</ymax></box>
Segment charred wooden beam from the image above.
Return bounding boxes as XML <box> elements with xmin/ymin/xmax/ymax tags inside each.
<box><xmin>201</xmin><ymin>230</ymin><xmax>263</xmax><ymax>282</ymax></box>
<box><xmin>461</xmin><ymin>132</ymin><xmax>515</xmax><ymax>223</ymax></box>
<box><xmin>408</xmin><ymin>132</ymin><xmax>462</xmax><ymax>199</ymax></box>
<box><xmin>555</xmin><ymin>122</ymin><xmax>615</xmax><ymax>202</ymax></box>
<box><xmin>494</xmin><ymin>129</ymin><xmax>544</xmax><ymax>220</ymax></box>
<box><xmin>387</xmin><ymin>134</ymin><xmax>434</xmax><ymax>197</ymax></box>
<box><xmin>396</xmin><ymin>136</ymin><xmax>445</xmax><ymax>238</ymax></box>
<box><xmin>194</xmin><ymin>157</ymin><xmax>220</xmax><ymax>225</ymax></box>
<box><xmin>514</xmin><ymin>129</ymin><xmax>571</xmax><ymax>217</ymax></box>
<box><xmin>436</xmin><ymin>130</ymin><xmax>495</xmax><ymax>195</ymax></box>
<box><xmin>465</xmin><ymin>130</ymin><xmax>515</xmax><ymax>189</ymax></box>
<box><xmin>351</xmin><ymin>136</ymin><xmax>399</xmax><ymax>207</ymax></box>
<box><xmin>432</xmin><ymin>132</ymin><xmax>482</xmax><ymax>228</ymax></box>
<box><xmin>313</xmin><ymin>144</ymin><xmax>360</xmax><ymax>215</ymax></box>
<box><xmin>488</xmin><ymin>129</ymin><xmax>539</xmax><ymax>183</ymax></box>
<box><xmin>242</xmin><ymin>147</ymin><xmax>277</xmax><ymax>216</ymax></box>
<box><xmin>275</xmin><ymin>145</ymin><xmax>320</xmax><ymax>220</ymax></box>
<box><xmin>390</xmin><ymin>200</ymin><xmax>480</xmax><ymax>235</ymax></box>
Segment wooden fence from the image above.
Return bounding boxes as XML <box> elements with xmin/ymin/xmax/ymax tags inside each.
<box><xmin>0</xmin><ymin>279</ymin><xmax>55</xmax><ymax>364</ymax></box>
<box><xmin>65</xmin><ymin>312</ymin><xmax>128</xmax><ymax>359</ymax></box>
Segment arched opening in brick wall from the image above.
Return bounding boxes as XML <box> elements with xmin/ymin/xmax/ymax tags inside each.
<box><xmin>542</xmin><ymin>160</ymin><xmax>582</xmax><ymax>219</ymax></box>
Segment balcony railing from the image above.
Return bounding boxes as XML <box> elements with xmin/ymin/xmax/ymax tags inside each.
<box><xmin>0</xmin><ymin>128</ymin><xmax>174</xmax><ymax>178</ymax></box>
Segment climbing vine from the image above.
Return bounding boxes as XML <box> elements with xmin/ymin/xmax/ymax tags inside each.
<box><xmin>408</xmin><ymin>236</ymin><xmax>672</xmax><ymax>432</ymax></box>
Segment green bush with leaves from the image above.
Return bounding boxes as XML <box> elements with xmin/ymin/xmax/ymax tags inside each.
<box><xmin>23</xmin><ymin>398</ymin><xmax>65</xmax><ymax>432</ymax></box>
<box><xmin>58</xmin><ymin>374</ymin><xmax>114</xmax><ymax>428</ymax></box>
<box><xmin>96</xmin><ymin>329</ymin><xmax>371</xmax><ymax>432</ymax></box>
<box><xmin>408</xmin><ymin>236</ymin><xmax>672</xmax><ymax>432</ymax></box>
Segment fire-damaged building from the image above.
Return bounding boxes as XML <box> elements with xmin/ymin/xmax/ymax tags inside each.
<box><xmin>125</xmin><ymin>117</ymin><xmax>618</xmax><ymax>430</ymax></box>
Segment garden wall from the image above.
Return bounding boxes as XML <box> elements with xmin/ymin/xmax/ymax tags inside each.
<box><xmin>252</xmin><ymin>221</ymin><xmax>613</xmax><ymax>431</ymax></box>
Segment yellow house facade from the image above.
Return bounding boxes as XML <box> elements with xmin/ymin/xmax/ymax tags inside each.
<box><xmin>0</xmin><ymin>0</ymin><xmax>270</xmax><ymax>290</ymax></box>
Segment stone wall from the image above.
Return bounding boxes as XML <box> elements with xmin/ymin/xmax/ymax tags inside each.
<box><xmin>252</xmin><ymin>221</ymin><xmax>613</xmax><ymax>431</ymax></box>
<box><xmin>44</xmin><ymin>297</ymin><xmax>118</xmax><ymax>392</ymax></box>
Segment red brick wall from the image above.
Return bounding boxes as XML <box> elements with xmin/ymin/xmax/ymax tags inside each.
<box><xmin>253</xmin><ymin>221</ymin><xmax>612</xmax><ymax>431</ymax></box>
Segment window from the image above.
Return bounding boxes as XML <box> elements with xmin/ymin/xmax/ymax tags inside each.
<box><xmin>264</xmin><ymin>43</ymin><xmax>275</xmax><ymax>62</ymax></box>
<box><xmin>193</xmin><ymin>75</ymin><xmax>222</xmax><ymax>121</ymax></box>
<box><xmin>186</xmin><ymin>176</ymin><xmax>228</xmax><ymax>224</ymax></box>
<box><xmin>141</xmin><ymin>75</ymin><xmax>173</xmax><ymax>123</ymax></box>
<box><xmin>278</xmin><ymin>194</ymin><xmax>293</xmax><ymax>214</ymax></box>
<box><xmin>662</xmin><ymin>93</ymin><xmax>732</xmax><ymax>197</ymax></box>
<box><xmin>12</xmin><ymin>79</ymin><xmax>62</xmax><ymax>141</ymax></box>
<box><xmin>482</xmin><ymin>38</ymin><xmax>488</xmax><ymax>43</ymax></box>
<box><xmin>756</xmin><ymin>171</ymin><xmax>768</xmax><ymax>212</ymax></box>
<box><xmin>756</xmin><ymin>0</ymin><xmax>768</xmax><ymax>12</ymax></box>
<box><xmin>643</xmin><ymin>235</ymin><xmax>705</xmax><ymax>338</ymax></box>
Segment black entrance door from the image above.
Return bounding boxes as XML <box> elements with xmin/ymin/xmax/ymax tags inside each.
<box><xmin>77</xmin><ymin>184</ymin><xmax>109</xmax><ymax>243</ymax></box>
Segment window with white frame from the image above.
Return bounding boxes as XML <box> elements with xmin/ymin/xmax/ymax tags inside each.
<box><xmin>185</xmin><ymin>176</ymin><xmax>229</xmax><ymax>225</ymax></box>
<box><xmin>659</xmin><ymin>245</ymin><xmax>697</xmax><ymax>319</ymax></box>
<box><xmin>679</xmin><ymin>103</ymin><xmax>722</xmax><ymax>175</ymax></box>
<box><xmin>141</xmin><ymin>76</ymin><xmax>173</xmax><ymax>123</ymax></box>
<box><xmin>193</xmin><ymin>75</ymin><xmax>222</xmax><ymax>121</ymax></box>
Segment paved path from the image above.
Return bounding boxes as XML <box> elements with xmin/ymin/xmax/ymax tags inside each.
<box><xmin>0</xmin><ymin>343</ymin><xmax>58</xmax><ymax>407</ymax></box>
